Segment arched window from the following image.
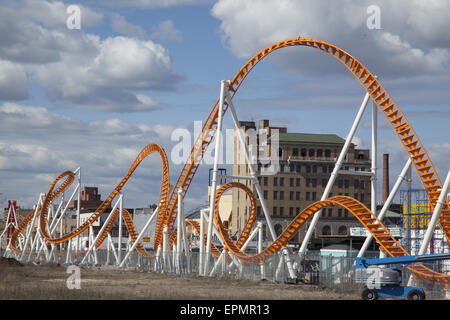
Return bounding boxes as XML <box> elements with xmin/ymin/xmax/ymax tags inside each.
<box><xmin>274</xmin><ymin>223</ymin><xmax>283</xmax><ymax>237</ymax></box>
<box><xmin>321</xmin><ymin>225</ymin><xmax>331</xmax><ymax>236</ymax></box>
<box><xmin>338</xmin><ymin>226</ymin><xmax>347</xmax><ymax>235</ymax></box>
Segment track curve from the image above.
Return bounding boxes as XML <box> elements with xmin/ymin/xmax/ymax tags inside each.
<box><xmin>10</xmin><ymin>143</ymin><xmax>169</xmax><ymax>255</ymax></box>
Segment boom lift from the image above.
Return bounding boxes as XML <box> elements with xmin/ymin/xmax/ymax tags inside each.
<box><xmin>355</xmin><ymin>253</ymin><xmax>450</xmax><ymax>300</ymax></box>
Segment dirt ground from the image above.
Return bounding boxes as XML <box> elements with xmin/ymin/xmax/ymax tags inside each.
<box><xmin>0</xmin><ymin>257</ymin><xmax>359</xmax><ymax>300</ymax></box>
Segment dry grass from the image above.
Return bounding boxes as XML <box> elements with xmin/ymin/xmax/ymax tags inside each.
<box><xmin>0</xmin><ymin>258</ymin><xmax>359</xmax><ymax>300</ymax></box>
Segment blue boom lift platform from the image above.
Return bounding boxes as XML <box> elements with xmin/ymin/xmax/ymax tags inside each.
<box><xmin>355</xmin><ymin>253</ymin><xmax>450</xmax><ymax>300</ymax></box>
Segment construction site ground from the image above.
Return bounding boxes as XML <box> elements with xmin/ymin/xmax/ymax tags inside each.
<box><xmin>0</xmin><ymin>257</ymin><xmax>359</xmax><ymax>300</ymax></box>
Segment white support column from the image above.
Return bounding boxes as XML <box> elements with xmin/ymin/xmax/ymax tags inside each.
<box><xmin>162</xmin><ymin>226</ymin><xmax>169</xmax><ymax>273</ymax></box>
<box><xmin>404</xmin><ymin>165</ymin><xmax>412</xmax><ymax>256</ymax></box>
<box><xmin>298</xmin><ymin>92</ymin><xmax>371</xmax><ymax>258</ymax></box>
<box><xmin>199</xmin><ymin>209</ymin><xmax>206</xmax><ymax>276</ymax></box>
<box><xmin>176</xmin><ymin>189</ymin><xmax>183</xmax><ymax>274</ymax></box>
<box><xmin>371</xmin><ymin>99</ymin><xmax>378</xmax><ymax>217</ymax></box>
<box><xmin>119</xmin><ymin>206</ymin><xmax>158</xmax><ymax>268</ymax></box>
<box><xmin>257</xmin><ymin>222</ymin><xmax>265</xmax><ymax>279</ymax></box>
<box><xmin>357</xmin><ymin>159</ymin><xmax>412</xmax><ymax>257</ymax></box>
<box><xmin>180</xmin><ymin>194</ymin><xmax>190</xmax><ymax>274</ymax></box>
<box><xmin>205</xmin><ymin>80</ymin><xmax>227</xmax><ymax>275</ymax></box>
<box><xmin>76</xmin><ymin>168</ymin><xmax>81</xmax><ymax>252</ymax></box>
<box><xmin>118</xmin><ymin>193</ymin><xmax>123</xmax><ymax>264</ymax></box>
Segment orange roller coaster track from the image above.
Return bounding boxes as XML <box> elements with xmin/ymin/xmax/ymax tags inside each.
<box><xmin>10</xmin><ymin>38</ymin><xmax>450</xmax><ymax>286</ymax></box>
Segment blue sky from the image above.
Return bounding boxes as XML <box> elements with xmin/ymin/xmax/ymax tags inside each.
<box><xmin>1</xmin><ymin>0</ymin><xmax>449</xmax><ymax>210</ymax></box>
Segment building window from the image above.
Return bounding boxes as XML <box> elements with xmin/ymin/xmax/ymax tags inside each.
<box><xmin>322</xmin><ymin>225</ymin><xmax>331</xmax><ymax>236</ymax></box>
<box><xmin>360</xmin><ymin>181</ymin><xmax>365</xmax><ymax>189</ymax></box>
<box><xmin>280</xmin><ymin>164</ymin><xmax>284</xmax><ymax>172</ymax></box>
<box><xmin>354</xmin><ymin>193</ymin><xmax>359</xmax><ymax>200</ymax></box>
<box><xmin>289</xmin><ymin>207</ymin><xmax>294</xmax><ymax>216</ymax></box>
<box><xmin>264</xmin><ymin>176</ymin><xmax>268</xmax><ymax>186</ymax></box>
<box><xmin>354</xmin><ymin>180</ymin><xmax>359</xmax><ymax>189</ymax></box>
<box><xmin>317</xmin><ymin>149</ymin><xmax>323</xmax><ymax>157</ymax></box>
<box><xmin>290</xmin><ymin>191</ymin><xmax>294</xmax><ymax>201</ymax></box>
<box><xmin>322</xmin><ymin>165</ymin><xmax>327</xmax><ymax>173</ymax></box>
<box><xmin>296</xmin><ymin>164</ymin><xmax>301</xmax><ymax>173</ymax></box>
<box><xmin>274</xmin><ymin>224</ymin><xmax>283</xmax><ymax>236</ymax></box>
<box><xmin>280</xmin><ymin>191</ymin><xmax>284</xmax><ymax>200</ymax></box>
<box><xmin>301</xmin><ymin>148</ymin><xmax>307</xmax><ymax>156</ymax></box>
<box><xmin>312</xmin><ymin>192</ymin><xmax>317</xmax><ymax>201</ymax></box>
<box><xmin>306</xmin><ymin>192</ymin><xmax>310</xmax><ymax>200</ymax></box>
<box><xmin>309</xmin><ymin>148</ymin><xmax>315</xmax><ymax>157</ymax></box>
<box><xmin>312</xmin><ymin>165</ymin><xmax>317</xmax><ymax>173</ymax></box>
<box><xmin>279</xmin><ymin>207</ymin><xmax>284</xmax><ymax>216</ymax></box>
<box><xmin>360</xmin><ymin>194</ymin><xmax>365</xmax><ymax>203</ymax></box>
<box><xmin>337</xmin><ymin>208</ymin><xmax>342</xmax><ymax>217</ymax></box>
<box><xmin>289</xmin><ymin>164</ymin><xmax>295</xmax><ymax>172</ymax></box>
<box><xmin>296</xmin><ymin>192</ymin><xmax>300</xmax><ymax>200</ymax></box>
<box><xmin>273</xmin><ymin>207</ymin><xmax>278</xmax><ymax>216</ymax></box>
<box><xmin>338</xmin><ymin>226</ymin><xmax>347</xmax><ymax>235</ymax></box>
<box><xmin>322</xmin><ymin>179</ymin><xmax>327</xmax><ymax>188</ymax></box>
<box><xmin>312</xmin><ymin>179</ymin><xmax>317</xmax><ymax>187</ymax></box>
<box><xmin>290</xmin><ymin>178</ymin><xmax>294</xmax><ymax>187</ymax></box>
<box><xmin>257</xmin><ymin>206</ymin><xmax>261</xmax><ymax>216</ymax></box>
<box><xmin>280</xmin><ymin>177</ymin><xmax>284</xmax><ymax>186</ymax></box>
<box><xmin>328</xmin><ymin>208</ymin><xmax>333</xmax><ymax>217</ymax></box>
<box><xmin>293</xmin><ymin>148</ymin><xmax>299</xmax><ymax>156</ymax></box>
<box><xmin>338</xmin><ymin>179</ymin><xmax>343</xmax><ymax>188</ymax></box>
<box><xmin>306</xmin><ymin>165</ymin><xmax>311</xmax><ymax>173</ymax></box>
<box><xmin>273</xmin><ymin>177</ymin><xmax>278</xmax><ymax>186</ymax></box>
<box><xmin>325</xmin><ymin>149</ymin><xmax>331</xmax><ymax>158</ymax></box>
<box><xmin>296</xmin><ymin>178</ymin><xmax>301</xmax><ymax>187</ymax></box>
<box><xmin>344</xmin><ymin>179</ymin><xmax>349</xmax><ymax>188</ymax></box>
<box><xmin>263</xmin><ymin>190</ymin><xmax>268</xmax><ymax>199</ymax></box>
<box><xmin>273</xmin><ymin>191</ymin><xmax>278</xmax><ymax>200</ymax></box>
<box><xmin>306</xmin><ymin>178</ymin><xmax>311</xmax><ymax>187</ymax></box>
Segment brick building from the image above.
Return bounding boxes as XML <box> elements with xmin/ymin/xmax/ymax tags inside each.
<box><xmin>231</xmin><ymin>119</ymin><xmax>372</xmax><ymax>247</ymax></box>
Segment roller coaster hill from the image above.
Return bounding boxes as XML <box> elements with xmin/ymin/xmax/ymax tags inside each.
<box><xmin>2</xmin><ymin>38</ymin><xmax>450</xmax><ymax>297</ymax></box>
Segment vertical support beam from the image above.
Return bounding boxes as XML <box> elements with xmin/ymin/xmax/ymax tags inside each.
<box><xmin>162</xmin><ymin>226</ymin><xmax>169</xmax><ymax>273</ymax></box>
<box><xmin>199</xmin><ymin>209</ymin><xmax>206</xmax><ymax>276</ymax></box>
<box><xmin>76</xmin><ymin>168</ymin><xmax>81</xmax><ymax>252</ymax></box>
<box><xmin>358</xmin><ymin>159</ymin><xmax>412</xmax><ymax>257</ymax></box>
<box><xmin>299</xmin><ymin>92</ymin><xmax>371</xmax><ymax>257</ymax></box>
<box><xmin>371</xmin><ymin>99</ymin><xmax>378</xmax><ymax>217</ymax></box>
<box><xmin>118</xmin><ymin>193</ymin><xmax>123</xmax><ymax>264</ymax></box>
<box><xmin>176</xmin><ymin>189</ymin><xmax>183</xmax><ymax>274</ymax></box>
<box><xmin>257</xmin><ymin>222</ymin><xmax>265</xmax><ymax>279</ymax></box>
<box><xmin>180</xmin><ymin>194</ymin><xmax>190</xmax><ymax>274</ymax></box>
<box><xmin>205</xmin><ymin>80</ymin><xmax>227</xmax><ymax>275</ymax></box>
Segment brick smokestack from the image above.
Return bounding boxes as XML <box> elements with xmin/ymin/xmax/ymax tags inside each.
<box><xmin>382</xmin><ymin>154</ymin><xmax>390</xmax><ymax>204</ymax></box>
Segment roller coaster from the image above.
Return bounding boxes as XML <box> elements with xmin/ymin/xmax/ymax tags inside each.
<box><xmin>3</xmin><ymin>38</ymin><xmax>450</xmax><ymax>291</ymax></box>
